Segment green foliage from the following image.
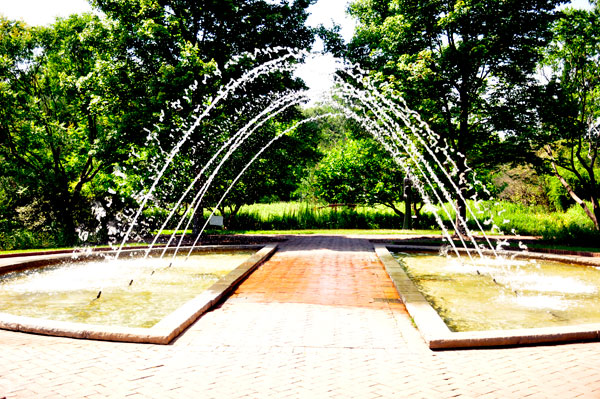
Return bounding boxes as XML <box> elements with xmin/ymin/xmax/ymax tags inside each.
<box><xmin>310</xmin><ymin>136</ymin><xmax>406</xmax><ymax>212</ymax></box>
<box><xmin>440</xmin><ymin>200</ymin><xmax>599</xmax><ymax>246</ymax></box>
<box><xmin>347</xmin><ymin>0</ymin><xmax>559</xmax><ymax>171</ymax></box>
<box><xmin>294</xmin><ymin>109</ymin><xmax>430</xmax><ymax>222</ymax></box>
<box><xmin>501</xmin><ymin>203</ymin><xmax>599</xmax><ymax>245</ymax></box>
<box><xmin>0</xmin><ymin>15</ymin><xmax>136</xmax><ymax>244</ymax></box>
<box><xmin>200</xmin><ymin>117</ymin><xmax>324</xmax><ymax>222</ymax></box>
<box><xmin>545</xmin><ymin>174</ymin><xmax>574</xmax><ymax>211</ymax></box>
<box><xmin>531</xmin><ymin>6</ymin><xmax>600</xmax><ymax>230</ymax></box>
<box><xmin>205</xmin><ymin>200</ymin><xmax>600</xmax><ymax>246</ymax></box>
<box><xmin>492</xmin><ymin>164</ymin><xmax>551</xmax><ymax>208</ymax></box>
<box><xmin>0</xmin><ymin>230</ymin><xmax>68</xmax><ymax>251</ymax></box>
<box><xmin>346</xmin><ymin>0</ymin><xmax>560</xmax><ymax>230</ymax></box>
<box><xmin>87</xmin><ymin>0</ymin><xmax>318</xmax><ymax>235</ymax></box>
<box><xmin>0</xmin><ymin>0</ymin><xmax>317</xmax><ymax>247</ymax></box>
<box><xmin>223</xmin><ymin>202</ymin><xmax>429</xmax><ymax>230</ymax></box>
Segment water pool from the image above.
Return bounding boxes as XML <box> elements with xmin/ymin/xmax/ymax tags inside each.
<box><xmin>0</xmin><ymin>251</ymin><xmax>254</xmax><ymax>328</ymax></box>
<box><xmin>393</xmin><ymin>251</ymin><xmax>600</xmax><ymax>332</ymax></box>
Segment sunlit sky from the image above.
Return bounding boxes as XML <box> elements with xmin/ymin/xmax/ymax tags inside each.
<box><xmin>0</xmin><ymin>0</ymin><xmax>358</xmax><ymax>35</ymax></box>
<box><xmin>0</xmin><ymin>0</ymin><xmax>591</xmax><ymax>29</ymax></box>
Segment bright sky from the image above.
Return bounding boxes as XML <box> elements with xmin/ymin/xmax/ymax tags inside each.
<box><xmin>0</xmin><ymin>0</ymin><xmax>590</xmax><ymax>28</ymax></box>
<box><xmin>0</xmin><ymin>0</ymin><xmax>359</xmax><ymax>31</ymax></box>
<box><xmin>0</xmin><ymin>0</ymin><xmax>95</xmax><ymax>26</ymax></box>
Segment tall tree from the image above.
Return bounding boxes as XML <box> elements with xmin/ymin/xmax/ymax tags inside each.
<box><xmin>90</xmin><ymin>0</ymin><xmax>315</xmax><ymax>144</ymax></box>
<box><xmin>533</xmin><ymin>5</ymin><xmax>600</xmax><ymax>230</ymax></box>
<box><xmin>91</xmin><ymin>0</ymin><xmax>316</xmax><ymax>231</ymax></box>
<box><xmin>0</xmin><ymin>15</ymin><xmax>138</xmax><ymax>243</ymax></box>
<box><xmin>1</xmin><ymin>0</ymin><xmax>316</xmax><ymax>245</ymax></box>
<box><xmin>346</xmin><ymin>0</ymin><xmax>559</xmax><ymax>230</ymax></box>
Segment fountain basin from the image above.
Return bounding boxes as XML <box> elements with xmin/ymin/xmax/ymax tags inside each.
<box><xmin>0</xmin><ymin>244</ymin><xmax>276</xmax><ymax>344</ymax></box>
<box><xmin>375</xmin><ymin>244</ymin><xmax>600</xmax><ymax>349</ymax></box>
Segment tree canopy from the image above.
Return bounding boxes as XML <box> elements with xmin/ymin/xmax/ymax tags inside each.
<box><xmin>346</xmin><ymin>0</ymin><xmax>559</xmax><ymax>189</ymax></box>
<box><xmin>0</xmin><ymin>15</ymin><xmax>134</xmax><ymax>243</ymax></box>
<box><xmin>341</xmin><ymin>0</ymin><xmax>562</xmax><ymax>233</ymax></box>
<box><xmin>529</xmin><ymin>5</ymin><xmax>600</xmax><ymax>230</ymax></box>
<box><xmin>0</xmin><ymin>0</ymin><xmax>317</xmax><ymax>245</ymax></box>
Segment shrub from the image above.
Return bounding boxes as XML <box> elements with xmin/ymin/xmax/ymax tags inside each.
<box><xmin>223</xmin><ymin>202</ymin><xmax>408</xmax><ymax>230</ymax></box>
<box><xmin>0</xmin><ymin>230</ymin><xmax>62</xmax><ymax>251</ymax></box>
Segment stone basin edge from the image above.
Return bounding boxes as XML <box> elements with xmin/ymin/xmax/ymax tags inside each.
<box><xmin>374</xmin><ymin>243</ymin><xmax>600</xmax><ymax>350</ymax></box>
<box><xmin>0</xmin><ymin>244</ymin><xmax>277</xmax><ymax>344</ymax></box>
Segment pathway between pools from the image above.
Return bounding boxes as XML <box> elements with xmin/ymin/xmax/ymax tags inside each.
<box><xmin>1</xmin><ymin>234</ymin><xmax>600</xmax><ymax>398</ymax></box>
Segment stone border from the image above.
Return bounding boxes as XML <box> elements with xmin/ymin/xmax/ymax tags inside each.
<box><xmin>0</xmin><ymin>244</ymin><xmax>277</xmax><ymax>344</ymax></box>
<box><xmin>374</xmin><ymin>244</ymin><xmax>600</xmax><ymax>349</ymax></box>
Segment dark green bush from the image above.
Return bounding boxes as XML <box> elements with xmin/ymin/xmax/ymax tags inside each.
<box><xmin>0</xmin><ymin>230</ymin><xmax>64</xmax><ymax>251</ymax></box>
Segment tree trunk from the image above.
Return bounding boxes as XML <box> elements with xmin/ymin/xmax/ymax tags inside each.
<box><xmin>550</xmin><ymin>158</ymin><xmax>600</xmax><ymax>230</ymax></box>
<box><xmin>403</xmin><ymin>177</ymin><xmax>413</xmax><ymax>230</ymax></box>
<box><xmin>192</xmin><ymin>208</ymin><xmax>202</xmax><ymax>236</ymax></box>
<box><xmin>454</xmin><ymin>190</ymin><xmax>469</xmax><ymax>237</ymax></box>
<box><xmin>592</xmin><ymin>197</ymin><xmax>600</xmax><ymax>231</ymax></box>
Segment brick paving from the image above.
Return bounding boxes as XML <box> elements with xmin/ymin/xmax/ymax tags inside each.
<box><xmin>1</xmin><ymin>234</ymin><xmax>600</xmax><ymax>398</ymax></box>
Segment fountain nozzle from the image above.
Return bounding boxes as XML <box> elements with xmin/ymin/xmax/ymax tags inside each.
<box><xmin>96</xmin><ymin>290</ymin><xmax>102</xmax><ymax>299</ymax></box>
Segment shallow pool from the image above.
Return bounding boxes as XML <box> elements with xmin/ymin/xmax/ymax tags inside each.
<box><xmin>0</xmin><ymin>251</ymin><xmax>253</xmax><ymax>328</ymax></box>
<box><xmin>393</xmin><ymin>251</ymin><xmax>600</xmax><ymax>332</ymax></box>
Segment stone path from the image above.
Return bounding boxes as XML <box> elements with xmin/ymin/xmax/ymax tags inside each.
<box><xmin>1</xmin><ymin>235</ymin><xmax>600</xmax><ymax>398</ymax></box>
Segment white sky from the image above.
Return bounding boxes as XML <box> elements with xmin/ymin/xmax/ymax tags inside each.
<box><xmin>0</xmin><ymin>0</ymin><xmax>359</xmax><ymax>31</ymax></box>
<box><xmin>0</xmin><ymin>0</ymin><xmax>94</xmax><ymax>26</ymax></box>
<box><xmin>0</xmin><ymin>0</ymin><xmax>590</xmax><ymax>28</ymax></box>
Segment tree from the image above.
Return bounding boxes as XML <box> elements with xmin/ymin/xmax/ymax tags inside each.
<box><xmin>532</xmin><ymin>5</ymin><xmax>600</xmax><ymax>230</ymax></box>
<box><xmin>346</xmin><ymin>0</ymin><xmax>560</xmax><ymax>230</ymax></box>
<box><xmin>91</xmin><ymin>0</ymin><xmax>317</xmax><ymax>233</ymax></box>
<box><xmin>90</xmin><ymin>0</ymin><xmax>315</xmax><ymax>147</ymax></box>
<box><xmin>199</xmin><ymin>117</ymin><xmax>323</xmax><ymax>225</ymax></box>
<box><xmin>311</xmin><ymin>136</ymin><xmax>404</xmax><ymax>206</ymax></box>
<box><xmin>307</xmin><ymin>129</ymin><xmax>434</xmax><ymax>228</ymax></box>
<box><xmin>0</xmin><ymin>15</ymin><xmax>139</xmax><ymax>244</ymax></box>
<box><xmin>0</xmin><ymin>0</ymin><xmax>317</xmax><ymax>245</ymax></box>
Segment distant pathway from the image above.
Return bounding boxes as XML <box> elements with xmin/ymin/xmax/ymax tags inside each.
<box><xmin>1</xmin><ymin>235</ymin><xmax>600</xmax><ymax>398</ymax></box>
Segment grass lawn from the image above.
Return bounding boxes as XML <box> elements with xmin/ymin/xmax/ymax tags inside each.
<box><xmin>3</xmin><ymin>200</ymin><xmax>599</xmax><ymax>253</ymax></box>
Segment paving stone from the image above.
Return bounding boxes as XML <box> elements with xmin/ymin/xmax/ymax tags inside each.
<box><xmin>1</xmin><ymin>235</ymin><xmax>600</xmax><ymax>398</ymax></box>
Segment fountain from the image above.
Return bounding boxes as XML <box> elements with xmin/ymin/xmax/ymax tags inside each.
<box><xmin>116</xmin><ymin>48</ymin><xmax>503</xmax><ymax>263</ymax></box>
<box><xmin>0</xmin><ymin>48</ymin><xmax>598</xmax><ymax>347</ymax></box>
<box><xmin>376</xmin><ymin>244</ymin><xmax>600</xmax><ymax>348</ymax></box>
<box><xmin>0</xmin><ymin>250</ymin><xmax>256</xmax><ymax>328</ymax></box>
<box><xmin>0</xmin><ymin>245</ymin><xmax>277</xmax><ymax>343</ymax></box>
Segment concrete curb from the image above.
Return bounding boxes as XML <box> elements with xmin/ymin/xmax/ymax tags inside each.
<box><xmin>374</xmin><ymin>244</ymin><xmax>600</xmax><ymax>349</ymax></box>
<box><xmin>0</xmin><ymin>244</ymin><xmax>277</xmax><ymax>344</ymax></box>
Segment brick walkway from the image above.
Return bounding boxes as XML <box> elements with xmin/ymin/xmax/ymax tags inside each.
<box><xmin>1</xmin><ymin>235</ymin><xmax>600</xmax><ymax>398</ymax></box>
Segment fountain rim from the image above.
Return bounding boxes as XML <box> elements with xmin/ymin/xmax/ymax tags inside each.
<box><xmin>0</xmin><ymin>244</ymin><xmax>277</xmax><ymax>344</ymax></box>
<box><xmin>375</xmin><ymin>243</ymin><xmax>600</xmax><ymax>350</ymax></box>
